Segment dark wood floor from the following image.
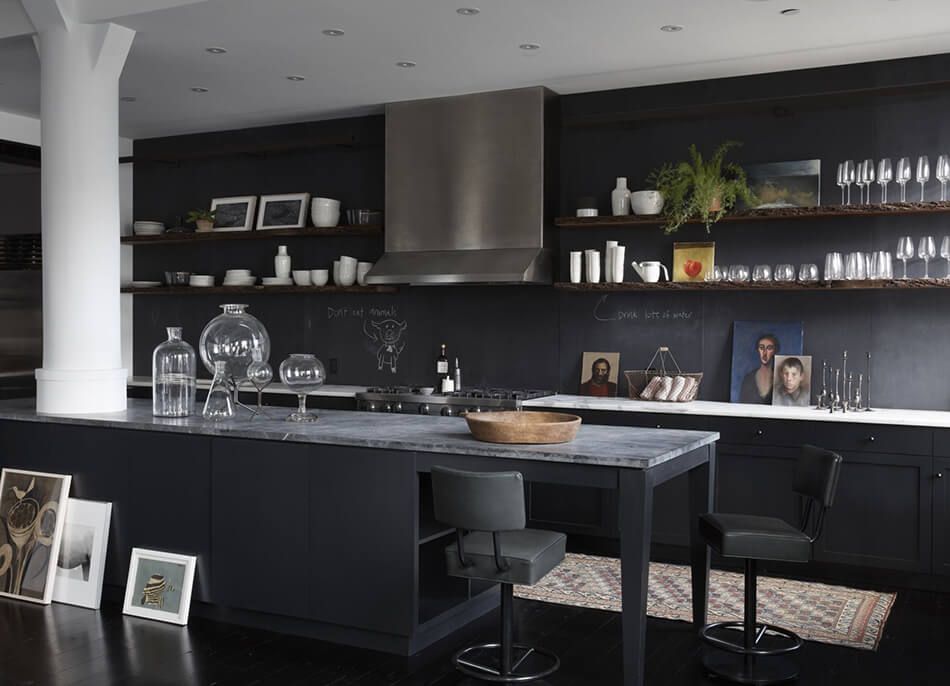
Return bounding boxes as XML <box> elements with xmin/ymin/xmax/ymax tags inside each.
<box><xmin>0</xmin><ymin>588</ymin><xmax>946</xmax><ymax>686</ymax></box>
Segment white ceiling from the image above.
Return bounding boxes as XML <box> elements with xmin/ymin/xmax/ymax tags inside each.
<box><xmin>1</xmin><ymin>0</ymin><xmax>950</xmax><ymax>139</ymax></box>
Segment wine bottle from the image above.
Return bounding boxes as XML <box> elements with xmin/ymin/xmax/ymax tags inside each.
<box><xmin>436</xmin><ymin>344</ymin><xmax>448</xmax><ymax>379</ymax></box>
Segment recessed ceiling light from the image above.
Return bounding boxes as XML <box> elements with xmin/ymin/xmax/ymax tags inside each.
<box><xmin>286</xmin><ymin>75</ymin><xmax>306</xmax><ymax>81</ymax></box>
<box><xmin>456</xmin><ymin>7</ymin><xmax>480</xmax><ymax>15</ymax></box>
<box><xmin>780</xmin><ymin>8</ymin><xmax>800</xmax><ymax>14</ymax></box>
<box><xmin>519</xmin><ymin>43</ymin><xmax>541</xmax><ymax>51</ymax></box>
<box><xmin>205</xmin><ymin>47</ymin><xmax>227</xmax><ymax>54</ymax></box>
<box><xmin>660</xmin><ymin>24</ymin><xmax>684</xmax><ymax>32</ymax></box>
<box><xmin>322</xmin><ymin>29</ymin><xmax>344</xmax><ymax>36</ymax></box>
<box><xmin>120</xmin><ymin>96</ymin><xmax>136</xmax><ymax>102</ymax></box>
<box><xmin>190</xmin><ymin>86</ymin><xmax>209</xmax><ymax>93</ymax></box>
<box><xmin>395</xmin><ymin>60</ymin><xmax>417</xmax><ymax>68</ymax></box>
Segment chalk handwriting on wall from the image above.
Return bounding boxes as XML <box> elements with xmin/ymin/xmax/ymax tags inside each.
<box><xmin>363</xmin><ymin>319</ymin><xmax>408</xmax><ymax>373</ymax></box>
<box><xmin>593</xmin><ymin>295</ymin><xmax>693</xmax><ymax>323</ymax></box>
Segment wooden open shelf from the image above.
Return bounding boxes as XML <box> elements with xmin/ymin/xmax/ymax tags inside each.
<box><xmin>555</xmin><ymin>278</ymin><xmax>949</xmax><ymax>292</ymax></box>
<box><xmin>121</xmin><ymin>225</ymin><xmax>382</xmax><ymax>245</ymax></box>
<box><xmin>121</xmin><ymin>285</ymin><xmax>396</xmax><ymax>295</ymax></box>
<box><xmin>556</xmin><ymin>202</ymin><xmax>950</xmax><ymax>229</ymax></box>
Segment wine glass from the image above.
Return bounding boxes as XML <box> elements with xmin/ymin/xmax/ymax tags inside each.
<box><xmin>877</xmin><ymin>158</ymin><xmax>893</xmax><ymax>203</ymax></box>
<box><xmin>936</xmin><ymin>154</ymin><xmax>950</xmax><ymax>202</ymax></box>
<box><xmin>836</xmin><ymin>163</ymin><xmax>846</xmax><ymax>205</ymax></box>
<box><xmin>855</xmin><ymin>161</ymin><xmax>867</xmax><ymax>204</ymax></box>
<box><xmin>896</xmin><ymin>236</ymin><xmax>914</xmax><ymax>279</ymax></box>
<box><xmin>940</xmin><ymin>236</ymin><xmax>950</xmax><ymax>278</ymax></box>
<box><xmin>917</xmin><ymin>156</ymin><xmax>930</xmax><ymax>202</ymax></box>
<box><xmin>861</xmin><ymin>159</ymin><xmax>875</xmax><ymax>205</ymax></box>
<box><xmin>246</xmin><ymin>352</ymin><xmax>273</xmax><ymax>413</ymax></box>
<box><xmin>918</xmin><ymin>235</ymin><xmax>936</xmax><ymax>279</ymax></box>
<box><xmin>843</xmin><ymin>160</ymin><xmax>855</xmax><ymax>205</ymax></box>
<box><xmin>896</xmin><ymin>157</ymin><xmax>912</xmax><ymax>202</ymax></box>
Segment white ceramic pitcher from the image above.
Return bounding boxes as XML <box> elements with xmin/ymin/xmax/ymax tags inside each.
<box><xmin>630</xmin><ymin>260</ymin><xmax>669</xmax><ymax>283</ymax></box>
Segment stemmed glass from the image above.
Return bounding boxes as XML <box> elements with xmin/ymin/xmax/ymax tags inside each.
<box><xmin>861</xmin><ymin>158</ymin><xmax>875</xmax><ymax>204</ymax></box>
<box><xmin>855</xmin><ymin>161</ymin><xmax>867</xmax><ymax>205</ymax></box>
<box><xmin>897</xmin><ymin>236</ymin><xmax>914</xmax><ymax>279</ymax></box>
<box><xmin>896</xmin><ymin>157</ymin><xmax>912</xmax><ymax>202</ymax></box>
<box><xmin>246</xmin><ymin>350</ymin><xmax>273</xmax><ymax>414</ymax></box>
<box><xmin>918</xmin><ymin>236</ymin><xmax>936</xmax><ymax>279</ymax></box>
<box><xmin>917</xmin><ymin>156</ymin><xmax>930</xmax><ymax>202</ymax></box>
<box><xmin>843</xmin><ymin>160</ymin><xmax>855</xmax><ymax>205</ymax></box>
<box><xmin>936</xmin><ymin>155</ymin><xmax>950</xmax><ymax>202</ymax></box>
<box><xmin>877</xmin><ymin>158</ymin><xmax>893</xmax><ymax>204</ymax></box>
<box><xmin>940</xmin><ymin>236</ymin><xmax>950</xmax><ymax>278</ymax></box>
<box><xmin>836</xmin><ymin>163</ymin><xmax>846</xmax><ymax>205</ymax></box>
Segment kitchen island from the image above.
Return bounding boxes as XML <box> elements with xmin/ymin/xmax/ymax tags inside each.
<box><xmin>0</xmin><ymin>399</ymin><xmax>718</xmax><ymax>686</ymax></box>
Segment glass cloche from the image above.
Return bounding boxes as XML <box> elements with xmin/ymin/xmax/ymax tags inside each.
<box><xmin>198</xmin><ymin>304</ymin><xmax>270</xmax><ymax>384</ymax></box>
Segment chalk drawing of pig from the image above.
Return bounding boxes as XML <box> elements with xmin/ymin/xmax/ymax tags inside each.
<box><xmin>364</xmin><ymin>319</ymin><xmax>407</xmax><ymax>373</ymax></box>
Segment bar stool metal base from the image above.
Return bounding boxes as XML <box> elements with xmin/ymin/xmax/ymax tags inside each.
<box><xmin>702</xmin><ymin>651</ymin><xmax>799</xmax><ymax>685</ymax></box>
<box><xmin>453</xmin><ymin>642</ymin><xmax>560</xmax><ymax>683</ymax></box>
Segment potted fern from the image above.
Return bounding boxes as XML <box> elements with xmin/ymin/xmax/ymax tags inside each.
<box><xmin>647</xmin><ymin>141</ymin><xmax>755</xmax><ymax>234</ymax></box>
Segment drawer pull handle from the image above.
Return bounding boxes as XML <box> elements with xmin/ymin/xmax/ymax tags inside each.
<box><xmin>938</xmin><ymin>472</ymin><xmax>945</xmax><ymax>479</ymax></box>
<box><xmin>755</xmin><ymin>429</ymin><xmax>763</xmax><ymax>437</ymax></box>
<box><xmin>656</xmin><ymin>424</ymin><xmax>662</xmax><ymax>429</ymax></box>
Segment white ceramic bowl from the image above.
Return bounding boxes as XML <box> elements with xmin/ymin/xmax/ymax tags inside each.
<box><xmin>261</xmin><ymin>277</ymin><xmax>293</xmax><ymax>286</ymax></box>
<box><xmin>310</xmin><ymin>269</ymin><xmax>329</xmax><ymax>287</ymax></box>
<box><xmin>223</xmin><ymin>276</ymin><xmax>256</xmax><ymax>286</ymax></box>
<box><xmin>311</xmin><ymin>197</ymin><xmax>341</xmax><ymax>228</ymax></box>
<box><xmin>630</xmin><ymin>190</ymin><xmax>664</xmax><ymax>215</ymax></box>
<box><xmin>225</xmin><ymin>269</ymin><xmax>252</xmax><ymax>277</ymax></box>
<box><xmin>292</xmin><ymin>270</ymin><xmax>312</xmax><ymax>286</ymax></box>
<box><xmin>189</xmin><ymin>275</ymin><xmax>215</xmax><ymax>287</ymax></box>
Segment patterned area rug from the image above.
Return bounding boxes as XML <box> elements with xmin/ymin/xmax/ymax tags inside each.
<box><xmin>514</xmin><ymin>553</ymin><xmax>895</xmax><ymax>651</ymax></box>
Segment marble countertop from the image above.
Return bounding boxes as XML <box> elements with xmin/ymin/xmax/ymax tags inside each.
<box><xmin>0</xmin><ymin>398</ymin><xmax>717</xmax><ymax>469</ymax></box>
<box><xmin>127</xmin><ymin>376</ymin><xmax>364</xmax><ymax>398</ymax></box>
<box><xmin>523</xmin><ymin>395</ymin><xmax>950</xmax><ymax>428</ymax></box>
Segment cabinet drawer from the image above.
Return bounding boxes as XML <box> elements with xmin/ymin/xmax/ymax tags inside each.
<box><xmin>715</xmin><ymin>418</ymin><xmax>931</xmax><ymax>456</ymax></box>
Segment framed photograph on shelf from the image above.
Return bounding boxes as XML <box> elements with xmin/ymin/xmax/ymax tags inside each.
<box><xmin>122</xmin><ymin>548</ymin><xmax>197</xmax><ymax>625</ymax></box>
<box><xmin>0</xmin><ymin>468</ymin><xmax>72</xmax><ymax>605</ymax></box>
<box><xmin>743</xmin><ymin>159</ymin><xmax>821</xmax><ymax>209</ymax></box>
<box><xmin>211</xmin><ymin>195</ymin><xmax>257</xmax><ymax>232</ymax></box>
<box><xmin>772</xmin><ymin>355</ymin><xmax>813</xmax><ymax>407</ymax></box>
<box><xmin>579</xmin><ymin>351</ymin><xmax>620</xmax><ymax>397</ymax></box>
<box><xmin>730</xmin><ymin>321</ymin><xmax>804</xmax><ymax>405</ymax></box>
<box><xmin>257</xmin><ymin>192</ymin><xmax>311</xmax><ymax>230</ymax></box>
<box><xmin>673</xmin><ymin>242</ymin><xmax>715</xmax><ymax>282</ymax></box>
<box><xmin>53</xmin><ymin>498</ymin><xmax>112</xmax><ymax>610</ymax></box>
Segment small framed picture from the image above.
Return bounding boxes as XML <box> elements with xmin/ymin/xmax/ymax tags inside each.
<box><xmin>53</xmin><ymin>498</ymin><xmax>112</xmax><ymax>610</ymax></box>
<box><xmin>257</xmin><ymin>192</ymin><xmax>311</xmax><ymax>230</ymax></box>
<box><xmin>673</xmin><ymin>242</ymin><xmax>715</xmax><ymax>282</ymax></box>
<box><xmin>122</xmin><ymin>548</ymin><xmax>197</xmax><ymax>625</ymax></box>
<box><xmin>772</xmin><ymin>355</ymin><xmax>812</xmax><ymax>407</ymax></box>
<box><xmin>743</xmin><ymin>159</ymin><xmax>821</xmax><ymax>209</ymax></box>
<box><xmin>211</xmin><ymin>195</ymin><xmax>257</xmax><ymax>232</ymax></box>
<box><xmin>579</xmin><ymin>351</ymin><xmax>620</xmax><ymax>397</ymax></box>
<box><xmin>0</xmin><ymin>468</ymin><xmax>72</xmax><ymax>605</ymax></box>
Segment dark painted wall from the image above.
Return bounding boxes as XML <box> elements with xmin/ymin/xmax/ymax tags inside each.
<box><xmin>133</xmin><ymin>54</ymin><xmax>950</xmax><ymax>409</ymax></box>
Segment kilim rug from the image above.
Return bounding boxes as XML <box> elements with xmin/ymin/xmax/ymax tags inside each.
<box><xmin>513</xmin><ymin>553</ymin><xmax>895</xmax><ymax>651</ymax></box>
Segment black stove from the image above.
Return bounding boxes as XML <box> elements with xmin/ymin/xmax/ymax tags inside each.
<box><xmin>356</xmin><ymin>386</ymin><xmax>555</xmax><ymax>416</ymax></box>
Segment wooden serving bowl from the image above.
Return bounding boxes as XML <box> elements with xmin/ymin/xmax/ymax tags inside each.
<box><xmin>464</xmin><ymin>411</ymin><xmax>582</xmax><ymax>444</ymax></box>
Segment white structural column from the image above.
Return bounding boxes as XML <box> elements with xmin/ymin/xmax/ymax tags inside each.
<box><xmin>26</xmin><ymin>1</ymin><xmax>135</xmax><ymax>413</ymax></box>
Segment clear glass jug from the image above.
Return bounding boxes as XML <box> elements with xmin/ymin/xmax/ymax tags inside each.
<box><xmin>152</xmin><ymin>327</ymin><xmax>196</xmax><ymax>417</ymax></box>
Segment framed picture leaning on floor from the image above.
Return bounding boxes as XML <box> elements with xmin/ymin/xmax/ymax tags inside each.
<box><xmin>53</xmin><ymin>498</ymin><xmax>112</xmax><ymax>610</ymax></box>
<box><xmin>123</xmin><ymin>548</ymin><xmax>197</xmax><ymax>625</ymax></box>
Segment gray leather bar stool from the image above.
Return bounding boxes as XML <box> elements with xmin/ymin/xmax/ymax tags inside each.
<box><xmin>698</xmin><ymin>444</ymin><xmax>843</xmax><ymax>685</ymax></box>
<box><xmin>431</xmin><ymin>466</ymin><xmax>566</xmax><ymax>683</ymax></box>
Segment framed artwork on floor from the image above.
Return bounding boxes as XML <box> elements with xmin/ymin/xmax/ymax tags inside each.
<box><xmin>579</xmin><ymin>352</ymin><xmax>620</xmax><ymax>397</ymax></box>
<box><xmin>0</xmin><ymin>468</ymin><xmax>72</xmax><ymax>605</ymax></box>
<box><xmin>53</xmin><ymin>498</ymin><xmax>112</xmax><ymax>610</ymax></box>
<box><xmin>211</xmin><ymin>196</ymin><xmax>257</xmax><ymax>232</ymax></box>
<box><xmin>257</xmin><ymin>192</ymin><xmax>311</xmax><ymax>230</ymax></box>
<box><xmin>730</xmin><ymin>321</ymin><xmax>804</xmax><ymax>404</ymax></box>
<box><xmin>123</xmin><ymin>548</ymin><xmax>197</xmax><ymax>625</ymax></box>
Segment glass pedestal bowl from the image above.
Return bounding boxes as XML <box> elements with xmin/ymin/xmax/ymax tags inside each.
<box><xmin>279</xmin><ymin>353</ymin><xmax>326</xmax><ymax>422</ymax></box>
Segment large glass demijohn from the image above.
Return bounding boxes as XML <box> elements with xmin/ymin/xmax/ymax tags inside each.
<box><xmin>198</xmin><ymin>304</ymin><xmax>271</xmax><ymax>383</ymax></box>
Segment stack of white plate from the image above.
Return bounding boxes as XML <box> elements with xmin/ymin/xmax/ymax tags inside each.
<box><xmin>223</xmin><ymin>269</ymin><xmax>256</xmax><ymax>286</ymax></box>
<box><xmin>261</xmin><ymin>277</ymin><xmax>293</xmax><ymax>286</ymax></box>
<box><xmin>189</xmin><ymin>274</ymin><xmax>215</xmax><ymax>287</ymax></box>
<box><xmin>133</xmin><ymin>220</ymin><xmax>165</xmax><ymax>236</ymax></box>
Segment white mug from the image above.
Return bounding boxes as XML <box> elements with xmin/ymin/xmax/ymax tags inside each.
<box><xmin>605</xmin><ymin>241</ymin><xmax>618</xmax><ymax>283</ymax></box>
<box><xmin>569</xmin><ymin>251</ymin><xmax>583</xmax><ymax>284</ymax></box>
<box><xmin>631</xmin><ymin>260</ymin><xmax>669</xmax><ymax>283</ymax></box>
<box><xmin>613</xmin><ymin>245</ymin><xmax>626</xmax><ymax>283</ymax></box>
<box><xmin>338</xmin><ymin>255</ymin><xmax>358</xmax><ymax>287</ymax></box>
<box><xmin>585</xmin><ymin>250</ymin><xmax>601</xmax><ymax>284</ymax></box>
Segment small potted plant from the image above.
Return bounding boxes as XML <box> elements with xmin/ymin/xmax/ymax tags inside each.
<box><xmin>186</xmin><ymin>208</ymin><xmax>216</xmax><ymax>233</ymax></box>
<box><xmin>647</xmin><ymin>141</ymin><xmax>755</xmax><ymax>234</ymax></box>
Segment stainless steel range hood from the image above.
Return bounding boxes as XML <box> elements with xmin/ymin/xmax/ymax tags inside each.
<box><xmin>365</xmin><ymin>86</ymin><xmax>558</xmax><ymax>285</ymax></box>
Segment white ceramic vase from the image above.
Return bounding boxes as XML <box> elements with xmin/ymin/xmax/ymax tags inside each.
<box><xmin>611</xmin><ymin>177</ymin><xmax>631</xmax><ymax>216</ymax></box>
<box><xmin>275</xmin><ymin>245</ymin><xmax>291</xmax><ymax>278</ymax></box>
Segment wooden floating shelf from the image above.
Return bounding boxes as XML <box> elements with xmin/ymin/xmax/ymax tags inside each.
<box><xmin>121</xmin><ymin>225</ymin><xmax>382</xmax><ymax>245</ymax></box>
<box><xmin>555</xmin><ymin>278</ymin><xmax>950</xmax><ymax>292</ymax></box>
<box><xmin>555</xmin><ymin>202</ymin><xmax>950</xmax><ymax>229</ymax></box>
<box><xmin>121</xmin><ymin>285</ymin><xmax>397</xmax><ymax>295</ymax></box>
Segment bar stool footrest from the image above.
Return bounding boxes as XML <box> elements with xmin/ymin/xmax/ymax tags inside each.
<box><xmin>700</xmin><ymin>620</ymin><xmax>804</xmax><ymax>656</ymax></box>
<box><xmin>453</xmin><ymin>642</ymin><xmax>560</xmax><ymax>683</ymax></box>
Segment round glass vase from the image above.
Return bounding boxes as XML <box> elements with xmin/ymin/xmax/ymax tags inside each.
<box><xmin>278</xmin><ymin>353</ymin><xmax>326</xmax><ymax>422</ymax></box>
<box><xmin>198</xmin><ymin>304</ymin><xmax>271</xmax><ymax>390</ymax></box>
<box><xmin>152</xmin><ymin>327</ymin><xmax>196</xmax><ymax>417</ymax></box>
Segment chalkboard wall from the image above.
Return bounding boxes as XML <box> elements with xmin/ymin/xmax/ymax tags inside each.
<box><xmin>133</xmin><ymin>54</ymin><xmax>950</xmax><ymax>410</ymax></box>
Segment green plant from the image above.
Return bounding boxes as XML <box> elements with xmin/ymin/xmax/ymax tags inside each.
<box><xmin>647</xmin><ymin>141</ymin><xmax>755</xmax><ymax>234</ymax></box>
<box><xmin>186</xmin><ymin>208</ymin><xmax>216</xmax><ymax>224</ymax></box>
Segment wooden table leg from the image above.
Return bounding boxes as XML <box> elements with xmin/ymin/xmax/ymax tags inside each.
<box><xmin>619</xmin><ymin>469</ymin><xmax>653</xmax><ymax>686</ymax></box>
<box><xmin>687</xmin><ymin>444</ymin><xmax>716</xmax><ymax>628</ymax></box>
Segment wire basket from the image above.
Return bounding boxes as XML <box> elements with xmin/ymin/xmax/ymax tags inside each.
<box><xmin>624</xmin><ymin>347</ymin><xmax>703</xmax><ymax>403</ymax></box>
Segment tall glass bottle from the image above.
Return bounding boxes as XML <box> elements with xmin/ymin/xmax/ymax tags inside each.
<box><xmin>203</xmin><ymin>360</ymin><xmax>235</xmax><ymax>420</ymax></box>
<box><xmin>152</xmin><ymin>327</ymin><xmax>196</xmax><ymax>417</ymax></box>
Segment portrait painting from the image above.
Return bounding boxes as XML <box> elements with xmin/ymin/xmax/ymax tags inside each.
<box><xmin>211</xmin><ymin>195</ymin><xmax>257</xmax><ymax>232</ymax></box>
<box><xmin>123</xmin><ymin>548</ymin><xmax>197</xmax><ymax>625</ymax></box>
<box><xmin>579</xmin><ymin>352</ymin><xmax>620</xmax><ymax>397</ymax></box>
<box><xmin>53</xmin><ymin>499</ymin><xmax>112</xmax><ymax>610</ymax></box>
<box><xmin>673</xmin><ymin>242</ymin><xmax>716</xmax><ymax>282</ymax></box>
<box><xmin>730</xmin><ymin>321</ymin><xmax>804</xmax><ymax>404</ymax></box>
<box><xmin>0</xmin><ymin>468</ymin><xmax>72</xmax><ymax>604</ymax></box>
<box><xmin>772</xmin><ymin>355</ymin><xmax>812</xmax><ymax>408</ymax></box>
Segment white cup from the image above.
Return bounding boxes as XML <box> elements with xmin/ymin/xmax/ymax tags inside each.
<box><xmin>311</xmin><ymin>197</ymin><xmax>341</xmax><ymax>228</ymax></box>
<box><xmin>332</xmin><ymin>260</ymin><xmax>341</xmax><ymax>285</ymax></box>
<box><xmin>569</xmin><ymin>251</ymin><xmax>583</xmax><ymax>284</ymax></box>
<box><xmin>357</xmin><ymin>261</ymin><xmax>374</xmax><ymax>286</ymax></box>
<box><xmin>292</xmin><ymin>270</ymin><xmax>311</xmax><ymax>286</ymax></box>
<box><xmin>613</xmin><ymin>245</ymin><xmax>626</xmax><ymax>283</ymax></box>
<box><xmin>338</xmin><ymin>255</ymin><xmax>358</xmax><ymax>287</ymax></box>
<box><xmin>585</xmin><ymin>250</ymin><xmax>601</xmax><ymax>283</ymax></box>
<box><xmin>605</xmin><ymin>241</ymin><xmax>618</xmax><ymax>282</ymax></box>
<box><xmin>311</xmin><ymin>269</ymin><xmax>329</xmax><ymax>287</ymax></box>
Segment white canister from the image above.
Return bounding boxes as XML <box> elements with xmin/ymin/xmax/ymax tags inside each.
<box><xmin>357</xmin><ymin>261</ymin><xmax>374</xmax><ymax>286</ymax></box>
<box><xmin>611</xmin><ymin>177</ymin><xmax>631</xmax><ymax>216</ymax></box>
<box><xmin>338</xmin><ymin>255</ymin><xmax>358</xmax><ymax>287</ymax></box>
<box><xmin>332</xmin><ymin>260</ymin><xmax>341</xmax><ymax>285</ymax></box>
<box><xmin>585</xmin><ymin>250</ymin><xmax>601</xmax><ymax>284</ymax></box>
<box><xmin>569</xmin><ymin>251</ymin><xmax>583</xmax><ymax>284</ymax></box>
<box><xmin>275</xmin><ymin>245</ymin><xmax>291</xmax><ymax>279</ymax></box>
<box><xmin>605</xmin><ymin>241</ymin><xmax>618</xmax><ymax>282</ymax></box>
<box><xmin>613</xmin><ymin>245</ymin><xmax>626</xmax><ymax>283</ymax></box>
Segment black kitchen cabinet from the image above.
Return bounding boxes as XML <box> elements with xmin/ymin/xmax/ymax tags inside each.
<box><xmin>935</xmin><ymin>457</ymin><xmax>950</xmax><ymax>575</ymax></box>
